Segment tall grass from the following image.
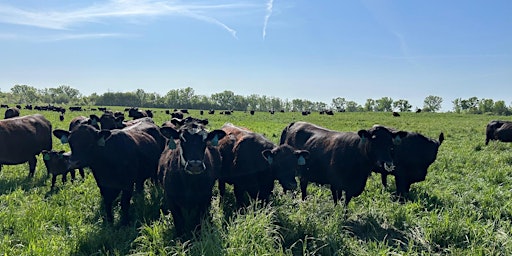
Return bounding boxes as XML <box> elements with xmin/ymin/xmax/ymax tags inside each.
<box><xmin>1</xmin><ymin>108</ymin><xmax>512</xmax><ymax>255</ymax></box>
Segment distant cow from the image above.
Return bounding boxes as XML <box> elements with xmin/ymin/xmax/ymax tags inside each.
<box><xmin>69</xmin><ymin>106</ymin><xmax>82</xmax><ymax>112</ymax></box>
<box><xmin>485</xmin><ymin>120</ymin><xmax>512</xmax><ymax>145</ymax></box>
<box><xmin>53</xmin><ymin>124</ymin><xmax>161</xmax><ymax>225</ymax></box>
<box><xmin>68</xmin><ymin>116</ymin><xmax>100</xmax><ymax>131</ymax></box>
<box><xmin>128</xmin><ymin>107</ymin><xmax>148</xmax><ymax>120</ymax></box>
<box><xmin>41</xmin><ymin>150</ymin><xmax>85</xmax><ymax>189</ymax></box>
<box><xmin>250</xmin><ymin>110</ymin><xmax>255</xmax><ymax>115</ymax></box>
<box><xmin>0</xmin><ymin>114</ymin><xmax>52</xmax><ymax>177</ymax></box>
<box><xmin>218</xmin><ymin>123</ymin><xmax>309</xmax><ymax>206</ymax></box>
<box><xmin>208</xmin><ymin>109</ymin><xmax>215</xmax><ymax>115</ymax></box>
<box><xmin>158</xmin><ymin>122</ymin><xmax>226</xmax><ymax>236</ymax></box>
<box><xmin>4</xmin><ymin>107</ymin><xmax>20</xmax><ymax>119</ymax></box>
<box><xmin>280</xmin><ymin>121</ymin><xmax>406</xmax><ymax>206</ymax></box>
<box><xmin>393</xmin><ymin>112</ymin><xmax>400</xmax><ymax>117</ymax></box>
<box><xmin>170</xmin><ymin>111</ymin><xmax>184</xmax><ymax>119</ymax></box>
<box><xmin>373</xmin><ymin>128</ymin><xmax>444</xmax><ymax>195</ymax></box>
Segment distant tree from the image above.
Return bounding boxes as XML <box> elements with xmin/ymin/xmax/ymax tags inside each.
<box><xmin>331</xmin><ymin>97</ymin><xmax>346</xmax><ymax>111</ymax></box>
<box><xmin>135</xmin><ymin>89</ymin><xmax>146</xmax><ymax>107</ymax></box>
<box><xmin>478</xmin><ymin>98</ymin><xmax>494</xmax><ymax>114</ymax></box>
<box><xmin>211</xmin><ymin>90</ymin><xmax>236</xmax><ymax>109</ymax></box>
<box><xmin>364</xmin><ymin>99</ymin><xmax>376</xmax><ymax>112</ymax></box>
<box><xmin>423</xmin><ymin>95</ymin><xmax>443</xmax><ymax>112</ymax></box>
<box><xmin>345</xmin><ymin>101</ymin><xmax>362</xmax><ymax>112</ymax></box>
<box><xmin>393</xmin><ymin>99</ymin><xmax>412</xmax><ymax>112</ymax></box>
<box><xmin>11</xmin><ymin>84</ymin><xmax>40</xmax><ymax>104</ymax></box>
<box><xmin>494</xmin><ymin>100</ymin><xmax>511</xmax><ymax>116</ymax></box>
<box><xmin>375</xmin><ymin>97</ymin><xmax>393</xmax><ymax>112</ymax></box>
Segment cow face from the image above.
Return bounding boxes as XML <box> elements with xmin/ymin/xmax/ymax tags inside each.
<box><xmin>262</xmin><ymin>145</ymin><xmax>309</xmax><ymax>191</ymax></box>
<box><xmin>53</xmin><ymin>125</ymin><xmax>111</xmax><ymax>167</ymax></box>
<box><xmin>359</xmin><ymin>126</ymin><xmax>407</xmax><ymax>172</ymax></box>
<box><xmin>160</xmin><ymin>124</ymin><xmax>226</xmax><ymax>175</ymax></box>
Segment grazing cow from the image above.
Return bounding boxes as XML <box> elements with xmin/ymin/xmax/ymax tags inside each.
<box><xmin>171</xmin><ymin>111</ymin><xmax>184</xmax><ymax>119</ymax></box>
<box><xmin>485</xmin><ymin>120</ymin><xmax>512</xmax><ymax>145</ymax></box>
<box><xmin>25</xmin><ymin>104</ymin><xmax>33</xmax><ymax>110</ymax></box>
<box><xmin>69</xmin><ymin>106</ymin><xmax>82</xmax><ymax>112</ymax></box>
<box><xmin>415</xmin><ymin>109</ymin><xmax>422</xmax><ymax>113</ymax></box>
<box><xmin>250</xmin><ymin>110</ymin><xmax>255</xmax><ymax>115</ymax></box>
<box><xmin>59</xmin><ymin>113</ymin><xmax>65</xmax><ymax>121</ymax></box>
<box><xmin>199</xmin><ymin>110</ymin><xmax>204</xmax><ymax>115</ymax></box>
<box><xmin>217</xmin><ymin>123</ymin><xmax>309</xmax><ymax>206</ymax></box>
<box><xmin>208</xmin><ymin>109</ymin><xmax>215</xmax><ymax>115</ymax></box>
<box><xmin>53</xmin><ymin>124</ymin><xmax>161</xmax><ymax>224</ymax></box>
<box><xmin>392</xmin><ymin>112</ymin><xmax>401</xmax><ymax>117</ymax></box>
<box><xmin>4</xmin><ymin>107</ymin><xmax>20</xmax><ymax>119</ymax></box>
<box><xmin>0</xmin><ymin>104</ymin><xmax>8</xmax><ymax>108</ymax></box>
<box><xmin>280</xmin><ymin>121</ymin><xmax>406</xmax><ymax>206</ymax></box>
<box><xmin>373</xmin><ymin>128</ymin><xmax>444</xmax><ymax>195</ymax></box>
<box><xmin>325</xmin><ymin>110</ymin><xmax>334</xmax><ymax>115</ymax></box>
<box><xmin>41</xmin><ymin>150</ymin><xmax>85</xmax><ymax>189</ymax></box>
<box><xmin>0</xmin><ymin>114</ymin><xmax>52</xmax><ymax>177</ymax></box>
<box><xmin>158</xmin><ymin>122</ymin><xmax>226</xmax><ymax>236</ymax></box>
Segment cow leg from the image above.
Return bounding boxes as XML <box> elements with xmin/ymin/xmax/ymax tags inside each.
<box><xmin>78</xmin><ymin>168</ymin><xmax>85</xmax><ymax>179</ymax></box>
<box><xmin>381</xmin><ymin>173</ymin><xmax>388</xmax><ymax>188</ymax></box>
<box><xmin>120</xmin><ymin>189</ymin><xmax>133</xmax><ymax>225</ymax></box>
<box><xmin>395</xmin><ymin>177</ymin><xmax>410</xmax><ymax>197</ymax></box>
<box><xmin>28</xmin><ymin>156</ymin><xmax>37</xmax><ymax>177</ymax></box>
<box><xmin>51</xmin><ymin>175</ymin><xmax>57</xmax><ymax>189</ymax></box>
<box><xmin>99</xmin><ymin>187</ymin><xmax>119</xmax><ymax>223</ymax></box>
<box><xmin>233</xmin><ymin>185</ymin><xmax>247</xmax><ymax>208</ymax></box>
<box><xmin>218</xmin><ymin>179</ymin><xmax>226</xmax><ymax>198</ymax></box>
<box><xmin>61</xmin><ymin>173</ymin><xmax>67</xmax><ymax>184</ymax></box>
<box><xmin>169</xmin><ymin>202</ymin><xmax>185</xmax><ymax>237</ymax></box>
<box><xmin>69</xmin><ymin>170</ymin><xmax>76</xmax><ymax>183</ymax></box>
<box><xmin>300</xmin><ymin>177</ymin><xmax>308</xmax><ymax>201</ymax></box>
<box><xmin>344</xmin><ymin>193</ymin><xmax>353</xmax><ymax>208</ymax></box>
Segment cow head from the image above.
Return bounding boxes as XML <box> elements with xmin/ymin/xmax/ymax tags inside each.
<box><xmin>160</xmin><ymin>123</ymin><xmax>226</xmax><ymax>175</ymax></box>
<box><xmin>53</xmin><ymin>125</ymin><xmax>112</xmax><ymax>168</ymax></box>
<box><xmin>359</xmin><ymin>125</ymin><xmax>407</xmax><ymax>172</ymax></box>
<box><xmin>262</xmin><ymin>144</ymin><xmax>309</xmax><ymax>191</ymax></box>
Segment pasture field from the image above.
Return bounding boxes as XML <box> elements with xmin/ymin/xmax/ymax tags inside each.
<box><xmin>1</xmin><ymin>108</ymin><xmax>512</xmax><ymax>255</ymax></box>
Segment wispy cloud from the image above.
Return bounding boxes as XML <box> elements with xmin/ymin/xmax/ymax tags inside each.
<box><xmin>262</xmin><ymin>0</ymin><xmax>274</xmax><ymax>40</ymax></box>
<box><xmin>0</xmin><ymin>0</ymin><xmax>258</xmax><ymax>40</ymax></box>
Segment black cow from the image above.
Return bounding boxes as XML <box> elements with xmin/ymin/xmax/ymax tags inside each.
<box><xmin>218</xmin><ymin>123</ymin><xmax>309</xmax><ymax>207</ymax></box>
<box><xmin>4</xmin><ymin>107</ymin><xmax>20</xmax><ymax>119</ymax></box>
<box><xmin>373</xmin><ymin>128</ymin><xmax>444</xmax><ymax>195</ymax></box>
<box><xmin>53</xmin><ymin>124</ymin><xmax>161</xmax><ymax>225</ymax></box>
<box><xmin>485</xmin><ymin>120</ymin><xmax>512</xmax><ymax>145</ymax></box>
<box><xmin>68</xmin><ymin>116</ymin><xmax>100</xmax><ymax>131</ymax></box>
<box><xmin>41</xmin><ymin>150</ymin><xmax>85</xmax><ymax>189</ymax></box>
<box><xmin>280</xmin><ymin>121</ymin><xmax>406</xmax><ymax>206</ymax></box>
<box><xmin>128</xmin><ymin>107</ymin><xmax>148</xmax><ymax>119</ymax></box>
<box><xmin>157</xmin><ymin>122</ymin><xmax>226</xmax><ymax>236</ymax></box>
<box><xmin>392</xmin><ymin>112</ymin><xmax>400</xmax><ymax>117</ymax></box>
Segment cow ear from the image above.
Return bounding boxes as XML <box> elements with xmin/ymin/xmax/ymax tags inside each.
<box><xmin>207</xmin><ymin>130</ymin><xmax>226</xmax><ymax>146</ymax></box>
<box><xmin>53</xmin><ymin>129</ymin><xmax>70</xmax><ymax>144</ymax></box>
<box><xmin>170</xmin><ymin>118</ymin><xmax>184</xmax><ymax>127</ymax></box>
<box><xmin>116</xmin><ymin>116</ymin><xmax>125</xmax><ymax>123</ymax></box>
<box><xmin>294</xmin><ymin>150</ymin><xmax>310</xmax><ymax>166</ymax></box>
<box><xmin>392</xmin><ymin>131</ymin><xmax>408</xmax><ymax>145</ymax></box>
<box><xmin>160</xmin><ymin>127</ymin><xmax>180</xmax><ymax>140</ymax></box>
<box><xmin>358</xmin><ymin>130</ymin><xmax>370</xmax><ymax>143</ymax></box>
<box><xmin>262</xmin><ymin>149</ymin><xmax>274</xmax><ymax>164</ymax></box>
<box><xmin>89</xmin><ymin>115</ymin><xmax>100</xmax><ymax>126</ymax></box>
<box><xmin>58</xmin><ymin>151</ymin><xmax>65</xmax><ymax>159</ymax></box>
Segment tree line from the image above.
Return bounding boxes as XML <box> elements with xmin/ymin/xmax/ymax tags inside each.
<box><xmin>1</xmin><ymin>84</ymin><xmax>511</xmax><ymax>115</ymax></box>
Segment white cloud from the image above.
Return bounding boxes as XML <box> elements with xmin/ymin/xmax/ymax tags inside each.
<box><xmin>0</xmin><ymin>1</ymin><xmax>258</xmax><ymax>40</ymax></box>
<box><xmin>262</xmin><ymin>0</ymin><xmax>274</xmax><ymax>39</ymax></box>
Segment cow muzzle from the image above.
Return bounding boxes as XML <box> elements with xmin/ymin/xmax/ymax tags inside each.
<box><xmin>184</xmin><ymin>160</ymin><xmax>206</xmax><ymax>175</ymax></box>
<box><xmin>383</xmin><ymin>162</ymin><xmax>395</xmax><ymax>172</ymax></box>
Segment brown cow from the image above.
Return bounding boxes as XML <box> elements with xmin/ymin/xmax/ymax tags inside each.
<box><xmin>280</xmin><ymin>121</ymin><xmax>406</xmax><ymax>206</ymax></box>
<box><xmin>217</xmin><ymin>123</ymin><xmax>309</xmax><ymax>207</ymax></box>
<box><xmin>0</xmin><ymin>114</ymin><xmax>52</xmax><ymax>177</ymax></box>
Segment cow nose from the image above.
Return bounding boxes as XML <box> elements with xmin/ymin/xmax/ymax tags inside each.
<box><xmin>383</xmin><ymin>162</ymin><xmax>395</xmax><ymax>172</ymax></box>
<box><xmin>185</xmin><ymin>160</ymin><xmax>206</xmax><ymax>174</ymax></box>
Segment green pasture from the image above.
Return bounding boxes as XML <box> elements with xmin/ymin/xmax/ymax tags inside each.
<box><xmin>1</xmin><ymin>108</ymin><xmax>512</xmax><ymax>255</ymax></box>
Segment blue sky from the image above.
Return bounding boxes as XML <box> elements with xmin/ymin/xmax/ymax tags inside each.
<box><xmin>0</xmin><ymin>0</ymin><xmax>511</xmax><ymax>111</ymax></box>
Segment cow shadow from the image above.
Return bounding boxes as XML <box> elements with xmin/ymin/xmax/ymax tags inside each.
<box><xmin>343</xmin><ymin>215</ymin><xmax>409</xmax><ymax>250</ymax></box>
<box><xmin>0</xmin><ymin>172</ymin><xmax>48</xmax><ymax>196</ymax></box>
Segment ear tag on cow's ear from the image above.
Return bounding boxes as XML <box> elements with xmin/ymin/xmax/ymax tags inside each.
<box><xmin>43</xmin><ymin>154</ymin><xmax>50</xmax><ymax>161</ymax></box>
<box><xmin>360</xmin><ymin>136</ymin><xmax>367</xmax><ymax>144</ymax></box>
<box><xmin>393</xmin><ymin>136</ymin><xmax>402</xmax><ymax>145</ymax></box>
<box><xmin>60</xmin><ymin>135</ymin><xmax>68</xmax><ymax>144</ymax></box>
<box><xmin>97</xmin><ymin>137</ymin><xmax>106</xmax><ymax>147</ymax></box>
<box><xmin>266</xmin><ymin>155</ymin><xmax>273</xmax><ymax>164</ymax></box>
<box><xmin>91</xmin><ymin>119</ymin><xmax>98</xmax><ymax>126</ymax></box>
<box><xmin>297</xmin><ymin>155</ymin><xmax>306</xmax><ymax>166</ymax></box>
<box><xmin>210</xmin><ymin>135</ymin><xmax>219</xmax><ymax>146</ymax></box>
<box><xmin>168</xmin><ymin>139</ymin><xmax>177</xmax><ymax>149</ymax></box>
<box><xmin>58</xmin><ymin>153</ymin><xmax>64</xmax><ymax>159</ymax></box>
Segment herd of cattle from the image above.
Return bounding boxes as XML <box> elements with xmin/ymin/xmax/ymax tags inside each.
<box><xmin>2</xmin><ymin>106</ymin><xmax>511</xmax><ymax>236</ymax></box>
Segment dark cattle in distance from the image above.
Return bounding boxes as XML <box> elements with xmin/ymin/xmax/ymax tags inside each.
<box><xmin>25</xmin><ymin>105</ymin><xmax>33</xmax><ymax>110</ymax></box>
<box><xmin>69</xmin><ymin>106</ymin><xmax>83</xmax><ymax>112</ymax></box>
<box><xmin>41</xmin><ymin>150</ymin><xmax>85</xmax><ymax>189</ymax></box>
<box><xmin>0</xmin><ymin>114</ymin><xmax>52</xmax><ymax>177</ymax></box>
<box><xmin>171</xmin><ymin>111</ymin><xmax>184</xmax><ymax>119</ymax></box>
<box><xmin>485</xmin><ymin>120</ymin><xmax>512</xmax><ymax>145</ymax></box>
<box><xmin>218</xmin><ymin>123</ymin><xmax>309</xmax><ymax>207</ymax></box>
<box><xmin>250</xmin><ymin>110</ymin><xmax>255</xmax><ymax>115</ymax></box>
<box><xmin>59</xmin><ymin>113</ymin><xmax>64</xmax><ymax>121</ymax></box>
<box><xmin>208</xmin><ymin>109</ymin><xmax>215</xmax><ymax>115</ymax></box>
<box><xmin>0</xmin><ymin>104</ymin><xmax>8</xmax><ymax>108</ymax></box>
<box><xmin>374</xmin><ymin>128</ymin><xmax>444</xmax><ymax>195</ymax></box>
<box><xmin>280</xmin><ymin>121</ymin><xmax>406</xmax><ymax>206</ymax></box>
<box><xmin>269</xmin><ymin>110</ymin><xmax>275</xmax><ymax>115</ymax></box>
<box><xmin>199</xmin><ymin>110</ymin><xmax>204</xmax><ymax>115</ymax></box>
<box><xmin>325</xmin><ymin>110</ymin><xmax>334</xmax><ymax>115</ymax></box>
<box><xmin>128</xmin><ymin>107</ymin><xmax>148</xmax><ymax>120</ymax></box>
<box><xmin>53</xmin><ymin>124</ymin><xmax>161</xmax><ymax>225</ymax></box>
<box><xmin>145</xmin><ymin>109</ymin><xmax>154</xmax><ymax>118</ymax></box>
<box><xmin>180</xmin><ymin>109</ymin><xmax>189</xmax><ymax>114</ymax></box>
<box><xmin>392</xmin><ymin>112</ymin><xmax>400</xmax><ymax>117</ymax></box>
<box><xmin>4</xmin><ymin>107</ymin><xmax>20</xmax><ymax>119</ymax></box>
<box><xmin>158</xmin><ymin>122</ymin><xmax>226</xmax><ymax>236</ymax></box>
<box><xmin>415</xmin><ymin>109</ymin><xmax>422</xmax><ymax>113</ymax></box>
<box><xmin>16</xmin><ymin>104</ymin><xmax>21</xmax><ymax>109</ymax></box>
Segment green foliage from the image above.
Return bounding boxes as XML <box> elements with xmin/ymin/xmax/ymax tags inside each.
<box><xmin>2</xmin><ymin>106</ymin><xmax>512</xmax><ymax>255</ymax></box>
